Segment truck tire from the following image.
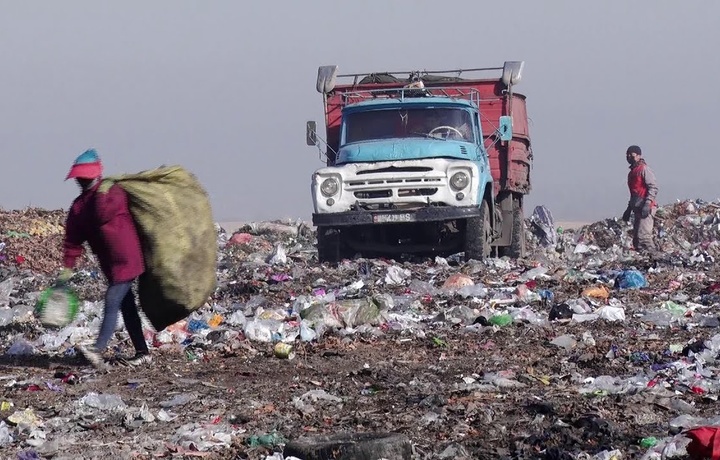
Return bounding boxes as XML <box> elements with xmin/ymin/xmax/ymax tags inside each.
<box><xmin>316</xmin><ymin>227</ymin><xmax>345</xmax><ymax>264</ymax></box>
<box><xmin>505</xmin><ymin>199</ymin><xmax>526</xmax><ymax>259</ymax></box>
<box><xmin>464</xmin><ymin>200</ymin><xmax>492</xmax><ymax>261</ymax></box>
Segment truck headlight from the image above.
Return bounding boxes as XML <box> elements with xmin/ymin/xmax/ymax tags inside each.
<box><xmin>320</xmin><ymin>177</ymin><xmax>340</xmax><ymax>197</ymax></box>
<box><xmin>449</xmin><ymin>172</ymin><xmax>469</xmax><ymax>191</ymax></box>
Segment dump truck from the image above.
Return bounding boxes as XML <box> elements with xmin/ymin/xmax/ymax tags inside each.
<box><xmin>306</xmin><ymin>61</ymin><xmax>532</xmax><ymax>263</ymax></box>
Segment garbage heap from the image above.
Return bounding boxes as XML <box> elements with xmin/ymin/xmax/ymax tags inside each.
<box><xmin>0</xmin><ymin>208</ymin><xmax>97</xmax><ymax>276</ymax></box>
<box><xmin>2</xmin><ymin>200</ymin><xmax>720</xmax><ymax>459</ymax></box>
<box><xmin>527</xmin><ymin>199</ymin><xmax>720</xmax><ymax>266</ymax></box>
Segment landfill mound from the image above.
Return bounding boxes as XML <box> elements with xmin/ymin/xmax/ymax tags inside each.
<box><xmin>0</xmin><ymin>208</ymin><xmax>96</xmax><ymax>276</ymax></box>
<box><xmin>1</xmin><ymin>200</ymin><xmax>720</xmax><ymax>458</ymax></box>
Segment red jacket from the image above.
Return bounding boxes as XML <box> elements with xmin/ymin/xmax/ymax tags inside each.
<box><xmin>63</xmin><ymin>182</ymin><xmax>145</xmax><ymax>283</ymax></box>
<box><xmin>627</xmin><ymin>159</ymin><xmax>658</xmax><ymax>209</ymax></box>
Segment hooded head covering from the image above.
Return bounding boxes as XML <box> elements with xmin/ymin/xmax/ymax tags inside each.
<box><xmin>66</xmin><ymin>149</ymin><xmax>103</xmax><ymax>181</ymax></box>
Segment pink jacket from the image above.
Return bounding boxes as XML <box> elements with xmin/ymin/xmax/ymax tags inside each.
<box><xmin>63</xmin><ymin>182</ymin><xmax>145</xmax><ymax>283</ymax></box>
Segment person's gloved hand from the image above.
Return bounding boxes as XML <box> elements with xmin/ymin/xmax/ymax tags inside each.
<box><xmin>640</xmin><ymin>201</ymin><xmax>652</xmax><ymax>218</ymax></box>
<box><xmin>622</xmin><ymin>207</ymin><xmax>632</xmax><ymax>223</ymax></box>
<box><xmin>57</xmin><ymin>268</ymin><xmax>73</xmax><ymax>285</ymax></box>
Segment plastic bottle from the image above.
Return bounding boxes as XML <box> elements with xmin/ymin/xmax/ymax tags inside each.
<box><xmin>81</xmin><ymin>392</ymin><xmax>127</xmax><ymax>411</ymax></box>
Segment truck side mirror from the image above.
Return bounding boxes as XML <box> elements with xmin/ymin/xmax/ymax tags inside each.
<box><xmin>316</xmin><ymin>65</ymin><xmax>338</xmax><ymax>94</ymax></box>
<box><xmin>306</xmin><ymin>121</ymin><xmax>318</xmax><ymax>146</ymax></box>
<box><xmin>498</xmin><ymin>116</ymin><xmax>513</xmax><ymax>141</ymax></box>
<box><xmin>501</xmin><ymin>61</ymin><xmax>524</xmax><ymax>86</ymax></box>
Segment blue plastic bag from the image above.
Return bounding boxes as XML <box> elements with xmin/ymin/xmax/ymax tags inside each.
<box><xmin>615</xmin><ymin>270</ymin><xmax>648</xmax><ymax>290</ymax></box>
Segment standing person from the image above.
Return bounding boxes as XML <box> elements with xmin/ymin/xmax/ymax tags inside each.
<box><xmin>59</xmin><ymin>149</ymin><xmax>152</xmax><ymax>369</ymax></box>
<box><xmin>621</xmin><ymin>145</ymin><xmax>659</xmax><ymax>252</ymax></box>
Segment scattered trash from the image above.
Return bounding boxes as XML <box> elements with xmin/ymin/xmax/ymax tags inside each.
<box><xmin>441</xmin><ymin>273</ymin><xmax>474</xmax><ymax>291</ymax></box>
<box><xmin>80</xmin><ymin>393</ymin><xmax>127</xmax><ymax>412</ymax></box>
<box><xmin>529</xmin><ymin>205</ymin><xmax>557</xmax><ymax>247</ymax></box>
<box><xmin>274</xmin><ymin>342</ymin><xmax>295</xmax><ymax>359</ymax></box>
<box><xmin>1</xmin><ymin>199</ymin><xmax>720</xmax><ymax>457</ymax></box>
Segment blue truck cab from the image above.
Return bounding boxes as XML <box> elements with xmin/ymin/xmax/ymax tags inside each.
<box><xmin>307</xmin><ymin>63</ymin><xmax>527</xmax><ymax>263</ymax></box>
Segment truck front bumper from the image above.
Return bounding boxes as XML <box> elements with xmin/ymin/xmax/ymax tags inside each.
<box><xmin>312</xmin><ymin>206</ymin><xmax>481</xmax><ymax>227</ymax></box>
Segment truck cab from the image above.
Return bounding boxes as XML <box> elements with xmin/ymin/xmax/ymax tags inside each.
<box><xmin>307</xmin><ymin>62</ymin><xmax>531</xmax><ymax>263</ymax></box>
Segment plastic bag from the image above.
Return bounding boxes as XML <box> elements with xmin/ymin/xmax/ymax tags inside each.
<box><xmin>529</xmin><ymin>205</ymin><xmax>557</xmax><ymax>246</ymax></box>
<box><xmin>34</xmin><ymin>286</ymin><xmax>80</xmax><ymax>328</ymax></box>
<box><xmin>615</xmin><ymin>269</ymin><xmax>648</xmax><ymax>290</ymax></box>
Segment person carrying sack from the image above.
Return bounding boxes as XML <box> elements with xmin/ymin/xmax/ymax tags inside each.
<box><xmin>59</xmin><ymin>149</ymin><xmax>152</xmax><ymax>369</ymax></box>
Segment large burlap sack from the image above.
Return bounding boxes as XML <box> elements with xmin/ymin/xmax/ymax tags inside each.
<box><xmin>99</xmin><ymin>166</ymin><xmax>217</xmax><ymax>331</ymax></box>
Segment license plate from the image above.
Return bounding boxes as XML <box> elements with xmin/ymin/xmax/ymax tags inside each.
<box><xmin>373</xmin><ymin>213</ymin><xmax>416</xmax><ymax>223</ymax></box>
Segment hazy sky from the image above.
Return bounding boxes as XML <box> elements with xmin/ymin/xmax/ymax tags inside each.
<box><xmin>1</xmin><ymin>1</ymin><xmax>717</xmax><ymax>223</ymax></box>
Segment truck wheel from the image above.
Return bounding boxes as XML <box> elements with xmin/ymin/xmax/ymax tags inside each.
<box><xmin>464</xmin><ymin>200</ymin><xmax>492</xmax><ymax>261</ymax></box>
<box><xmin>316</xmin><ymin>227</ymin><xmax>345</xmax><ymax>264</ymax></box>
<box><xmin>505</xmin><ymin>200</ymin><xmax>526</xmax><ymax>258</ymax></box>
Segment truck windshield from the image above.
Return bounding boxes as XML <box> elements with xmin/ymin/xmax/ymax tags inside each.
<box><xmin>344</xmin><ymin>107</ymin><xmax>475</xmax><ymax>144</ymax></box>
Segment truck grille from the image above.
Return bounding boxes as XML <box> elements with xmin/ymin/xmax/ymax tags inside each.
<box><xmin>398</xmin><ymin>188</ymin><xmax>438</xmax><ymax>197</ymax></box>
<box><xmin>354</xmin><ymin>190</ymin><xmax>392</xmax><ymax>199</ymax></box>
<box><xmin>345</xmin><ymin>167</ymin><xmax>447</xmax><ymax>209</ymax></box>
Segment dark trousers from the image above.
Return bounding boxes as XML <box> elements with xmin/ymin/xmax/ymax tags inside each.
<box><xmin>95</xmin><ymin>281</ymin><xmax>148</xmax><ymax>354</ymax></box>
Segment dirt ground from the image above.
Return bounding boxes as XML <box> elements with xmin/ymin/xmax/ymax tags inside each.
<box><xmin>0</xmin><ymin>317</ymin><xmax>707</xmax><ymax>459</ymax></box>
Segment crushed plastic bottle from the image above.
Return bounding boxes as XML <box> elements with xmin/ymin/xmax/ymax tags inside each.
<box><xmin>0</xmin><ymin>308</ymin><xmax>13</xmax><ymax>327</ymax></box>
<box><xmin>0</xmin><ymin>421</ymin><xmax>12</xmax><ymax>446</ymax></box>
<box><xmin>668</xmin><ymin>414</ymin><xmax>705</xmax><ymax>429</ymax></box>
<box><xmin>0</xmin><ymin>277</ymin><xmax>15</xmax><ymax>308</ymax></box>
<box><xmin>518</xmin><ymin>266</ymin><xmax>549</xmax><ymax>282</ymax></box>
<box><xmin>550</xmin><ymin>334</ymin><xmax>577</xmax><ymax>351</ymax></box>
<box><xmin>299</xmin><ymin>320</ymin><xmax>317</xmax><ymax>342</ymax></box>
<box><xmin>160</xmin><ymin>393</ymin><xmax>197</xmax><ymax>408</ymax></box>
<box><xmin>641</xmin><ymin>310</ymin><xmax>683</xmax><ymax>327</ymax></box>
<box><xmin>509</xmin><ymin>306</ymin><xmax>546</xmax><ymax>325</ymax></box>
<box><xmin>80</xmin><ymin>392</ymin><xmax>127</xmax><ymax>411</ymax></box>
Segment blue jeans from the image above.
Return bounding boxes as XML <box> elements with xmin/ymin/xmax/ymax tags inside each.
<box><xmin>95</xmin><ymin>281</ymin><xmax>148</xmax><ymax>354</ymax></box>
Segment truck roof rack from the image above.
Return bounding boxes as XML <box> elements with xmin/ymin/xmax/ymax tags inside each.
<box><xmin>340</xmin><ymin>87</ymin><xmax>482</xmax><ymax>108</ymax></box>
<box><xmin>337</xmin><ymin>66</ymin><xmax>503</xmax><ymax>79</ymax></box>
<box><xmin>317</xmin><ymin>62</ymin><xmax>523</xmax><ymax>94</ymax></box>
